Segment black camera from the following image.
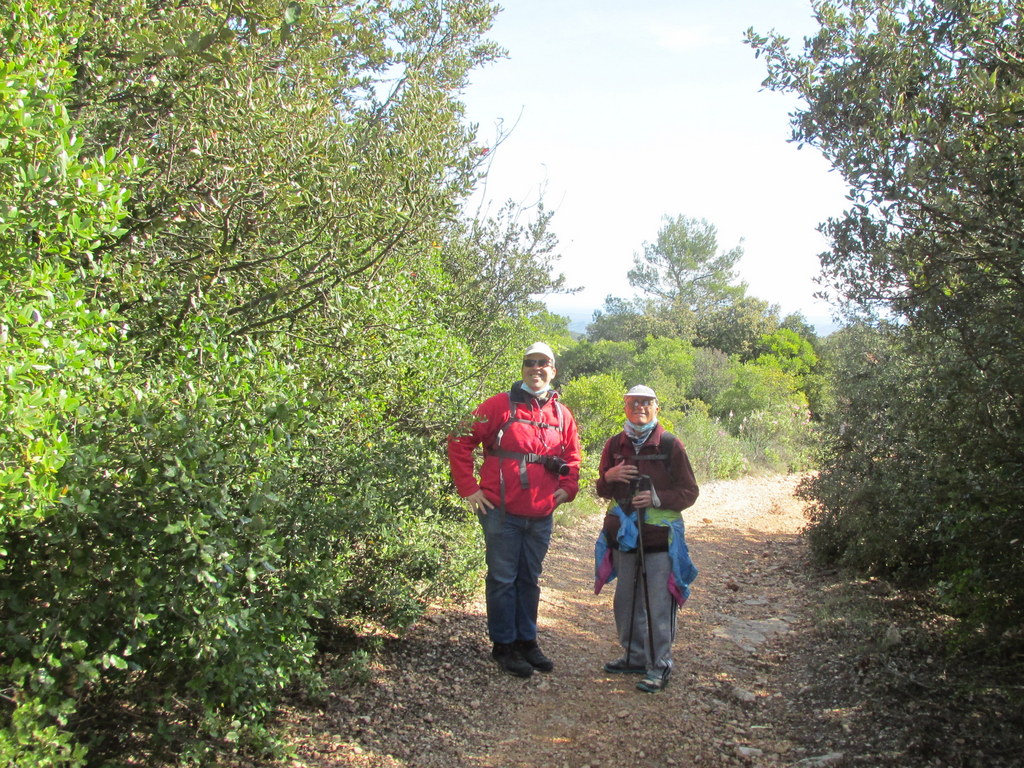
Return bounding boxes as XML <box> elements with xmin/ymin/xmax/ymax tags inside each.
<box><xmin>542</xmin><ymin>455</ymin><xmax>570</xmax><ymax>476</ymax></box>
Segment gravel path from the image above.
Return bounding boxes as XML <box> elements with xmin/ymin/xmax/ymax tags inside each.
<box><xmin>273</xmin><ymin>474</ymin><xmax>841</xmax><ymax>767</ymax></box>
<box><xmin>267</xmin><ymin>473</ymin><xmax>1022</xmax><ymax>768</ymax></box>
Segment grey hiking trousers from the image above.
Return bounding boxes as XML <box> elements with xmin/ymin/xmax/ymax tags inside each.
<box><xmin>611</xmin><ymin>548</ymin><xmax>677</xmax><ymax>678</ymax></box>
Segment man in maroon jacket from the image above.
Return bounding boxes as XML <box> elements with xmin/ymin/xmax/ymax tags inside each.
<box><xmin>595</xmin><ymin>385</ymin><xmax>699</xmax><ymax>693</ymax></box>
<box><xmin>448</xmin><ymin>342</ymin><xmax>581</xmax><ymax>677</ymax></box>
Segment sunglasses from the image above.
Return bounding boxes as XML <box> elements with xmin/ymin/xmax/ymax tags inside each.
<box><xmin>522</xmin><ymin>358</ymin><xmax>552</xmax><ymax>368</ymax></box>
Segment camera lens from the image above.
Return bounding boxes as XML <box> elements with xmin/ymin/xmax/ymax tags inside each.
<box><xmin>543</xmin><ymin>456</ymin><xmax>570</xmax><ymax>476</ymax></box>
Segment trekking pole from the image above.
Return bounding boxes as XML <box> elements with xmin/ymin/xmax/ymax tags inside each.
<box><xmin>624</xmin><ymin>554</ymin><xmax>640</xmax><ymax>667</ymax></box>
<box><xmin>622</xmin><ymin>474</ymin><xmax>642</xmax><ymax>669</ymax></box>
<box><xmin>632</xmin><ymin>475</ymin><xmax>657</xmax><ymax>667</ymax></box>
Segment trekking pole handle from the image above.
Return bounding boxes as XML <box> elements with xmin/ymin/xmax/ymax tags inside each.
<box><xmin>628</xmin><ymin>474</ymin><xmax>653</xmax><ymax>514</ymax></box>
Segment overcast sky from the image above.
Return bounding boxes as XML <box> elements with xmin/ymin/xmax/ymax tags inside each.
<box><xmin>460</xmin><ymin>0</ymin><xmax>851</xmax><ymax>333</ymax></box>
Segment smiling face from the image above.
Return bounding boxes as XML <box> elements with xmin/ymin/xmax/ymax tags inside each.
<box><xmin>624</xmin><ymin>396</ymin><xmax>659</xmax><ymax>426</ymax></box>
<box><xmin>522</xmin><ymin>355</ymin><xmax>556</xmax><ymax>390</ymax></box>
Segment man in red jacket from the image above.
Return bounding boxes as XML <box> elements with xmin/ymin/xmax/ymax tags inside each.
<box><xmin>448</xmin><ymin>342</ymin><xmax>581</xmax><ymax>677</ymax></box>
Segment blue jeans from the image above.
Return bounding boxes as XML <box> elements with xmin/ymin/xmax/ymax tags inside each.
<box><xmin>478</xmin><ymin>508</ymin><xmax>553</xmax><ymax>644</ymax></box>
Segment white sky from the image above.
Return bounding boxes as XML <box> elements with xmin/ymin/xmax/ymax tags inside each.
<box><xmin>460</xmin><ymin>0</ymin><xmax>851</xmax><ymax>334</ymax></box>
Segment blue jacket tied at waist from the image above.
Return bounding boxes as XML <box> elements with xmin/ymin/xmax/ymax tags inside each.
<box><xmin>594</xmin><ymin>505</ymin><xmax>698</xmax><ymax>605</ymax></box>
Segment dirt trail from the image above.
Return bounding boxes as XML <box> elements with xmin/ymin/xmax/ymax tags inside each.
<box><xmin>275</xmin><ymin>474</ymin><xmax>859</xmax><ymax>768</ymax></box>
<box><xmin>473</xmin><ymin>473</ymin><xmax>817</xmax><ymax>768</ymax></box>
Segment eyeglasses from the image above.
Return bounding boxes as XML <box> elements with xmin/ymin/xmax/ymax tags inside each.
<box><xmin>627</xmin><ymin>399</ymin><xmax>657</xmax><ymax>409</ymax></box>
<box><xmin>522</xmin><ymin>358</ymin><xmax>552</xmax><ymax>368</ymax></box>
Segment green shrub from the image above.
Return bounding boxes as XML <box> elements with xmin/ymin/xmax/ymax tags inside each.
<box><xmin>734</xmin><ymin>405</ymin><xmax>815</xmax><ymax>473</ymax></box>
<box><xmin>560</xmin><ymin>373</ymin><xmax>626</xmax><ymax>454</ymax></box>
<box><xmin>0</xmin><ymin>697</ymin><xmax>85</xmax><ymax>768</ymax></box>
<box><xmin>667</xmin><ymin>404</ymin><xmax>747</xmax><ymax>482</ymax></box>
<box><xmin>714</xmin><ymin>360</ymin><xmax>806</xmax><ymax>422</ymax></box>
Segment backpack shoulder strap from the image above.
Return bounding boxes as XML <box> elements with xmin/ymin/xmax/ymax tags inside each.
<box><xmin>658</xmin><ymin>431</ymin><xmax>678</xmax><ymax>472</ymax></box>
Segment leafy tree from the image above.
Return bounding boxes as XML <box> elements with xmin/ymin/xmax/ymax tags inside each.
<box><xmin>756</xmin><ymin>328</ymin><xmax>818</xmax><ymax>380</ymax></box>
<box><xmin>435</xmin><ymin>201</ymin><xmax>568</xmax><ymax>392</ymax></box>
<box><xmin>688</xmin><ymin>347</ymin><xmax>738</xmax><ymax>405</ymax></box>
<box><xmin>756</xmin><ymin>327</ymin><xmax>829</xmax><ymax>417</ymax></box>
<box><xmin>632</xmin><ymin>336</ymin><xmax>697</xmax><ymax>408</ymax></box>
<box><xmin>693</xmin><ymin>295</ymin><xmax>780</xmax><ymax>358</ymax></box>
<box><xmin>798</xmin><ymin>323</ymin><xmax>945</xmax><ymax>575</ymax></box>
<box><xmin>749</xmin><ymin>0</ymin><xmax>1024</xmax><ymax>637</ymax></box>
<box><xmin>0</xmin><ymin>0</ymin><xmax>580</xmax><ymax>762</ymax></box>
<box><xmin>779</xmin><ymin>311</ymin><xmax>819</xmax><ymax>347</ymax></box>
<box><xmin>68</xmin><ymin>0</ymin><xmax>500</xmax><ymax>346</ymax></box>
<box><xmin>715</xmin><ymin>361</ymin><xmax>806</xmax><ymax>424</ymax></box>
<box><xmin>586</xmin><ymin>294</ymin><xmax>695</xmax><ymax>344</ymax></box>
<box><xmin>0</xmin><ymin>3</ymin><xmax>135</xmax><ymax>528</ymax></box>
<box><xmin>556</xmin><ymin>339</ymin><xmax>637</xmax><ymax>384</ymax></box>
<box><xmin>0</xmin><ymin>2</ymin><xmax>138</xmax><ymax>763</ymax></box>
<box><xmin>628</xmin><ymin>215</ymin><xmax>745</xmax><ymax>312</ymax></box>
<box><xmin>527</xmin><ymin>309</ymin><xmax>575</xmax><ymax>355</ymax></box>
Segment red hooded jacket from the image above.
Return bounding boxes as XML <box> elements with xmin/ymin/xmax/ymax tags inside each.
<box><xmin>448</xmin><ymin>384</ymin><xmax>581</xmax><ymax>517</ymax></box>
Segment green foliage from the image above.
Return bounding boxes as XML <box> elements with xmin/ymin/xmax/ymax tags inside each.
<box><xmin>694</xmin><ymin>295</ymin><xmax>780</xmax><ymax>359</ymax></box>
<box><xmin>751</xmin><ymin>0</ymin><xmax>1024</xmax><ymax>638</ymax></box>
<box><xmin>802</xmin><ymin>322</ymin><xmax>1024</xmax><ymax>636</ymax></box>
<box><xmin>1</xmin><ymin>1</ymin><xmax>138</xmax><ymax>758</ymax></box>
<box><xmin>628</xmin><ymin>215</ymin><xmax>745</xmax><ymax>311</ymax></box>
<box><xmin>527</xmin><ymin>310</ymin><xmax>575</xmax><ymax>359</ymax></box>
<box><xmin>588</xmin><ymin>215</ymin><xmax>752</xmax><ymax>348</ymax></box>
<box><xmin>585</xmin><ymin>295</ymin><xmax>695</xmax><ymax>344</ymax></box>
<box><xmin>564</xmin><ymin>206</ymin><xmax>822</xmax><ymax>483</ymax></box>
<box><xmin>0</xmin><ymin>1</ymin><xmax>134</xmax><ymax>527</ymax></box>
<box><xmin>687</xmin><ymin>347</ymin><xmax>737</xmax><ymax>405</ymax></box>
<box><xmin>557</xmin><ymin>339</ymin><xmax>637</xmax><ymax>383</ymax></box>
<box><xmin>799</xmin><ymin>324</ymin><xmax>942</xmax><ymax>574</ymax></box>
<box><xmin>714</xmin><ymin>360</ymin><xmax>805</xmax><ymax>421</ymax></box>
<box><xmin>779</xmin><ymin>312</ymin><xmax>819</xmax><ymax>345</ymax></box>
<box><xmin>734</xmin><ymin>407</ymin><xmax>815</xmax><ymax>473</ymax></box>
<box><xmin>756</xmin><ymin>328</ymin><xmax>818</xmax><ymax>379</ymax></box>
<box><xmin>559</xmin><ymin>373</ymin><xmax>625</xmax><ymax>455</ymax></box>
<box><xmin>0</xmin><ymin>697</ymin><xmax>85</xmax><ymax>768</ymax></box>
<box><xmin>2</xmin><ymin>0</ymin><xmax>566</xmax><ymax>762</ymax></box>
<box><xmin>754</xmin><ymin>327</ymin><xmax>829</xmax><ymax>418</ymax></box>
<box><xmin>712</xmin><ymin>361</ymin><xmax>814</xmax><ymax>472</ymax></box>
<box><xmin>437</xmin><ymin>202</ymin><xmax>567</xmax><ymax>390</ymax></box>
<box><xmin>556</xmin><ymin>333</ymin><xmax>815</xmax><ymax>481</ymax></box>
<box><xmin>632</xmin><ymin>336</ymin><xmax>696</xmax><ymax>407</ymax></box>
<box><xmin>666</xmin><ymin>402</ymin><xmax>747</xmax><ymax>482</ymax></box>
<box><xmin>65</xmin><ymin>0</ymin><xmax>500</xmax><ymax>347</ymax></box>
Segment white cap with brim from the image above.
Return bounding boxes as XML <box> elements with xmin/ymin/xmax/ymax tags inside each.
<box><xmin>524</xmin><ymin>342</ymin><xmax>555</xmax><ymax>364</ymax></box>
<box><xmin>624</xmin><ymin>385</ymin><xmax>657</xmax><ymax>400</ymax></box>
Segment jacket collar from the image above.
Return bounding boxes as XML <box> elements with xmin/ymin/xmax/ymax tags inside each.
<box><xmin>511</xmin><ymin>381</ymin><xmax>557</xmax><ymax>405</ymax></box>
<box><xmin>622</xmin><ymin>421</ymin><xmax>665</xmax><ymax>449</ymax></box>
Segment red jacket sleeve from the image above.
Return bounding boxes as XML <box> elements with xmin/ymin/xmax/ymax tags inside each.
<box><xmin>556</xmin><ymin>403</ymin><xmax>582</xmax><ymax>501</ymax></box>
<box><xmin>447</xmin><ymin>396</ymin><xmax>501</xmax><ymax>498</ymax></box>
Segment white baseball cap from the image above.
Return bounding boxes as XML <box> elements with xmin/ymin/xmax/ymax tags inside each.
<box><xmin>524</xmin><ymin>342</ymin><xmax>555</xmax><ymax>364</ymax></box>
<box><xmin>624</xmin><ymin>385</ymin><xmax>657</xmax><ymax>400</ymax></box>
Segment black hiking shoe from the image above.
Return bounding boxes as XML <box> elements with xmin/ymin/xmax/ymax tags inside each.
<box><xmin>515</xmin><ymin>640</ymin><xmax>554</xmax><ymax>672</ymax></box>
<box><xmin>603</xmin><ymin>658</ymin><xmax>646</xmax><ymax>675</ymax></box>
<box><xmin>492</xmin><ymin>643</ymin><xmax>534</xmax><ymax>677</ymax></box>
